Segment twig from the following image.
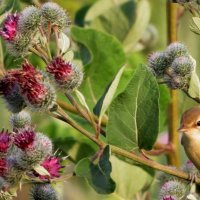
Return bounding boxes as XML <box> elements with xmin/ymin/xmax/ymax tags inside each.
<box><xmin>47</xmin><ymin>110</ymin><xmax>200</xmax><ymax>184</ymax></box>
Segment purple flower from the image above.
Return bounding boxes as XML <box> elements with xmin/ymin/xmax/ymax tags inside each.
<box><xmin>14</xmin><ymin>128</ymin><xmax>35</xmax><ymax>150</ymax></box>
<box><xmin>0</xmin><ymin>13</ymin><xmax>19</xmax><ymax>41</ymax></box>
<box><xmin>46</xmin><ymin>57</ymin><xmax>83</xmax><ymax>91</ymax></box>
<box><xmin>39</xmin><ymin>156</ymin><xmax>62</xmax><ymax>179</ymax></box>
<box><xmin>0</xmin><ymin>130</ymin><xmax>11</xmax><ymax>153</ymax></box>
<box><xmin>47</xmin><ymin>57</ymin><xmax>73</xmax><ymax>84</ymax></box>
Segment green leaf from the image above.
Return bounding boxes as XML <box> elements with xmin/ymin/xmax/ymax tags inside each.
<box><xmin>107</xmin><ymin>65</ymin><xmax>159</xmax><ymax>151</ymax></box>
<box><xmin>75</xmin><ymin>90</ymin><xmax>90</xmax><ymax>112</ymax></box>
<box><xmin>75</xmin><ymin>145</ymin><xmax>116</xmax><ymax>194</ymax></box>
<box><xmin>71</xmin><ymin>26</ymin><xmax>126</xmax><ymax>108</ymax></box>
<box><xmin>123</xmin><ymin>0</ymin><xmax>151</xmax><ymax>53</ymax></box>
<box><xmin>187</xmin><ymin>58</ymin><xmax>200</xmax><ymax>99</ymax></box>
<box><xmin>190</xmin><ymin>17</ymin><xmax>200</xmax><ymax>35</ymax></box>
<box><xmin>93</xmin><ymin>65</ymin><xmax>126</xmax><ymax>120</ymax></box>
<box><xmin>84</xmin><ymin>0</ymin><xmax>150</xmax><ymax>53</ymax></box>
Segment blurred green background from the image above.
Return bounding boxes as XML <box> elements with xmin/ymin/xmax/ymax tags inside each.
<box><xmin>0</xmin><ymin>0</ymin><xmax>200</xmax><ymax>199</ymax></box>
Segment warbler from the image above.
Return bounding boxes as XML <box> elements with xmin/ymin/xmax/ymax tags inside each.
<box><xmin>179</xmin><ymin>106</ymin><xmax>200</xmax><ymax>170</ymax></box>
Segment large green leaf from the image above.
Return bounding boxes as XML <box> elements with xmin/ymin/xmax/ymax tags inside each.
<box><xmin>71</xmin><ymin>26</ymin><xmax>126</xmax><ymax>108</ymax></box>
<box><xmin>84</xmin><ymin>0</ymin><xmax>150</xmax><ymax>53</ymax></box>
<box><xmin>75</xmin><ymin>145</ymin><xmax>116</xmax><ymax>194</ymax></box>
<box><xmin>107</xmin><ymin>65</ymin><xmax>159</xmax><ymax>151</ymax></box>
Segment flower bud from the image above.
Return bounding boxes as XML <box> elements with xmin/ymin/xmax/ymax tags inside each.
<box><xmin>165</xmin><ymin>42</ymin><xmax>189</xmax><ymax>62</ymax></box>
<box><xmin>41</xmin><ymin>2</ymin><xmax>70</xmax><ymax>30</ymax></box>
<box><xmin>6</xmin><ymin>34</ymin><xmax>31</xmax><ymax>57</ymax></box>
<box><xmin>171</xmin><ymin>56</ymin><xmax>194</xmax><ymax>77</ymax></box>
<box><xmin>0</xmin><ymin>13</ymin><xmax>19</xmax><ymax>41</ymax></box>
<box><xmin>15</xmin><ymin>131</ymin><xmax>53</xmax><ymax>169</ymax></box>
<box><xmin>31</xmin><ymin>184</ymin><xmax>59</xmax><ymax>200</ymax></box>
<box><xmin>10</xmin><ymin>111</ymin><xmax>31</xmax><ymax>129</ymax></box>
<box><xmin>47</xmin><ymin>57</ymin><xmax>83</xmax><ymax>91</ymax></box>
<box><xmin>18</xmin><ymin>6</ymin><xmax>41</xmax><ymax>35</ymax></box>
<box><xmin>5</xmin><ymin>155</ymin><xmax>25</xmax><ymax>185</ymax></box>
<box><xmin>159</xmin><ymin>180</ymin><xmax>186</xmax><ymax>200</ymax></box>
<box><xmin>148</xmin><ymin>52</ymin><xmax>169</xmax><ymax>77</ymax></box>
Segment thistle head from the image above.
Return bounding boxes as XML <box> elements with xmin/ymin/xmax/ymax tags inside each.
<box><xmin>15</xmin><ymin>132</ymin><xmax>53</xmax><ymax>169</ymax></box>
<box><xmin>47</xmin><ymin>57</ymin><xmax>83</xmax><ymax>92</ymax></box>
<box><xmin>41</xmin><ymin>2</ymin><xmax>70</xmax><ymax>30</ymax></box>
<box><xmin>30</xmin><ymin>184</ymin><xmax>59</xmax><ymax>200</ymax></box>
<box><xmin>39</xmin><ymin>156</ymin><xmax>62</xmax><ymax>180</ymax></box>
<box><xmin>18</xmin><ymin>62</ymin><xmax>57</xmax><ymax>112</ymax></box>
<box><xmin>0</xmin><ymin>13</ymin><xmax>19</xmax><ymax>41</ymax></box>
<box><xmin>159</xmin><ymin>180</ymin><xmax>186</xmax><ymax>200</ymax></box>
<box><xmin>0</xmin><ymin>130</ymin><xmax>11</xmax><ymax>155</ymax></box>
<box><xmin>148</xmin><ymin>52</ymin><xmax>169</xmax><ymax>77</ymax></box>
<box><xmin>165</xmin><ymin>42</ymin><xmax>189</xmax><ymax>62</ymax></box>
<box><xmin>14</xmin><ymin>127</ymin><xmax>35</xmax><ymax>150</ymax></box>
<box><xmin>18</xmin><ymin>6</ymin><xmax>41</xmax><ymax>35</ymax></box>
<box><xmin>10</xmin><ymin>111</ymin><xmax>31</xmax><ymax>129</ymax></box>
<box><xmin>171</xmin><ymin>56</ymin><xmax>194</xmax><ymax>77</ymax></box>
<box><xmin>6</xmin><ymin>34</ymin><xmax>31</xmax><ymax>57</ymax></box>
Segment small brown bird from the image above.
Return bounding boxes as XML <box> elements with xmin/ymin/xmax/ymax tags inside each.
<box><xmin>179</xmin><ymin>106</ymin><xmax>200</xmax><ymax>170</ymax></box>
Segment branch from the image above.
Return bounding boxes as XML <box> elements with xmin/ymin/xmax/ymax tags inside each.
<box><xmin>47</xmin><ymin>107</ymin><xmax>200</xmax><ymax>185</ymax></box>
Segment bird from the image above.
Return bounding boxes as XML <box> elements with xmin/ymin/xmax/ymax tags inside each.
<box><xmin>179</xmin><ymin>106</ymin><xmax>200</xmax><ymax>170</ymax></box>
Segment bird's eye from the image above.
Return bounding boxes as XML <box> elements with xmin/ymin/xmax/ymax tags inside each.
<box><xmin>197</xmin><ymin>121</ymin><xmax>200</xmax><ymax>126</ymax></box>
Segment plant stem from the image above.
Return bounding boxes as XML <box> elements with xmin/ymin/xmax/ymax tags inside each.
<box><xmin>167</xmin><ymin>1</ymin><xmax>180</xmax><ymax>167</ymax></box>
<box><xmin>57</xmin><ymin>99</ymin><xmax>108</xmax><ymax>126</ymax></box>
<box><xmin>48</xmin><ymin>109</ymin><xmax>200</xmax><ymax>184</ymax></box>
<box><xmin>29</xmin><ymin>47</ymin><xmax>48</xmax><ymax>64</ymax></box>
<box><xmin>51</xmin><ymin>106</ymin><xmax>104</xmax><ymax>147</ymax></box>
<box><xmin>53</xmin><ymin>26</ymin><xmax>60</xmax><ymax>56</ymax></box>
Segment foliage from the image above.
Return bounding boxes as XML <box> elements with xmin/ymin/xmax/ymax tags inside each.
<box><xmin>1</xmin><ymin>0</ymin><xmax>200</xmax><ymax>200</ymax></box>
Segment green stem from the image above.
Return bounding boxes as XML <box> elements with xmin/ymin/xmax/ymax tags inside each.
<box><xmin>51</xmin><ymin>106</ymin><xmax>104</xmax><ymax>147</ymax></box>
<box><xmin>29</xmin><ymin>47</ymin><xmax>48</xmax><ymax>64</ymax></box>
<box><xmin>167</xmin><ymin>1</ymin><xmax>180</xmax><ymax>167</ymax></box>
<box><xmin>48</xmin><ymin>108</ymin><xmax>200</xmax><ymax>184</ymax></box>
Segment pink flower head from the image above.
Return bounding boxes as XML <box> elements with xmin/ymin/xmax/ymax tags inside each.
<box><xmin>39</xmin><ymin>156</ymin><xmax>62</xmax><ymax>179</ymax></box>
<box><xmin>18</xmin><ymin>62</ymin><xmax>55</xmax><ymax>110</ymax></box>
<box><xmin>0</xmin><ymin>159</ymin><xmax>7</xmax><ymax>176</ymax></box>
<box><xmin>14</xmin><ymin>128</ymin><xmax>36</xmax><ymax>150</ymax></box>
<box><xmin>47</xmin><ymin>57</ymin><xmax>72</xmax><ymax>85</ymax></box>
<box><xmin>0</xmin><ymin>13</ymin><xmax>19</xmax><ymax>41</ymax></box>
<box><xmin>0</xmin><ymin>130</ymin><xmax>11</xmax><ymax>153</ymax></box>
